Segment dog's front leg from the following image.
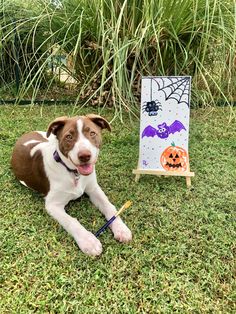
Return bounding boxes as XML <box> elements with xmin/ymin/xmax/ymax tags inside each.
<box><xmin>86</xmin><ymin>184</ymin><xmax>132</xmax><ymax>243</ymax></box>
<box><xmin>45</xmin><ymin>200</ymin><xmax>102</xmax><ymax>256</ymax></box>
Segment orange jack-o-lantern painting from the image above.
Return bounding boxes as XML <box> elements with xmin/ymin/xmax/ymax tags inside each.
<box><xmin>160</xmin><ymin>142</ymin><xmax>189</xmax><ymax>172</ymax></box>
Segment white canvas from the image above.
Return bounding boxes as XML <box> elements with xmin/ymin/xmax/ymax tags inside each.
<box><xmin>139</xmin><ymin>76</ymin><xmax>191</xmax><ymax>172</ymax></box>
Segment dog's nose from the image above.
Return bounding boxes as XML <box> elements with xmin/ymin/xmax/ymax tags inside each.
<box><xmin>78</xmin><ymin>150</ymin><xmax>91</xmax><ymax>163</ymax></box>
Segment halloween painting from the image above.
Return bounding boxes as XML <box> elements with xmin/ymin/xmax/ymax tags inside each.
<box><xmin>139</xmin><ymin>76</ymin><xmax>191</xmax><ymax>172</ymax></box>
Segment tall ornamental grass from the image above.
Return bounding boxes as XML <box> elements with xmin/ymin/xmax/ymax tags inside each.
<box><xmin>0</xmin><ymin>0</ymin><xmax>235</xmax><ymax>117</ymax></box>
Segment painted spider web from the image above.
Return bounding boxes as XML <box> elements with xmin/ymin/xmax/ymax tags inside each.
<box><xmin>154</xmin><ymin>77</ymin><xmax>191</xmax><ymax>107</ymax></box>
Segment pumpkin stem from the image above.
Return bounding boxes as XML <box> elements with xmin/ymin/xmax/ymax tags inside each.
<box><xmin>171</xmin><ymin>142</ymin><xmax>176</xmax><ymax>147</ymax></box>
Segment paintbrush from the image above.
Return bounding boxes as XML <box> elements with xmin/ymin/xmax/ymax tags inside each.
<box><xmin>95</xmin><ymin>201</ymin><xmax>132</xmax><ymax>237</ymax></box>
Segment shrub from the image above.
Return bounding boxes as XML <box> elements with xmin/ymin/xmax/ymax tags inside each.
<box><xmin>0</xmin><ymin>0</ymin><xmax>235</xmax><ymax>115</ymax></box>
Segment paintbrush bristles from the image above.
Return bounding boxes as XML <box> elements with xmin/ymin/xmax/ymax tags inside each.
<box><xmin>115</xmin><ymin>201</ymin><xmax>132</xmax><ymax>217</ymax></box>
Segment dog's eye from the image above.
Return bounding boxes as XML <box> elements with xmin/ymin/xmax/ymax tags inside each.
<box><xmin>66</xmin><ymin>134</ymin><xmax>73</xmax><ymax>140</ymax></box>
<box><xmin>90</xmin><ymin>131</ymin><xmax>96</xmax><ymax>137</ymax></box>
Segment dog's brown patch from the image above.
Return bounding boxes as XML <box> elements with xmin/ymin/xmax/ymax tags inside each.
<box><xmin>56</xmin><ymin>118</ymin><xmax>79</xmax><ymax>158</ymax></box>
<box><xmin>82</xmin><ymin>117</ymin><xmax>103</xmax><ymax>148</ymax></box>
<box><xmin>11</xmin><ymin>132</ymin><xmax>50</xmax><ymax>195</ymax></box>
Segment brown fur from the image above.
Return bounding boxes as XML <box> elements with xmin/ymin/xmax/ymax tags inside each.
<box><xmin>56</xmin><ymin>118</ymin><xmax>79</xmax><ymax>158</ymax></box>
<box><xmin>82</xmin><ymin>117</ymin><xmax>103</xmax><ymax>148</ymax></box>
<box><xmin>11</xmin><ymin>132</ymin><xmax>50</xmax><ymax>195</ymax></box>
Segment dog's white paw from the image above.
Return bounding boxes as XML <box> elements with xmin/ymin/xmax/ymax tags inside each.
<box><xmin>110</xmin><ymin>219</ymin><xmax>132</xmax><ymax>243</ymax></box>
<box><xmin>76</xmin><ymin>231</ymin><xmax>103</xmax><ymax>256</ymax></box>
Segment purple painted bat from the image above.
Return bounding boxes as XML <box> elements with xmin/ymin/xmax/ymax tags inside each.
<box><xmin>142</xmin><ymin>120</ymin><xmax>186</xmax><ymax>139</ymax></box>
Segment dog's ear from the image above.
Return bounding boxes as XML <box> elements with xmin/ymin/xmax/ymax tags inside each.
<box><xmin>86</xmin><ymin>114</ymin><xmax>111</xmax><ymax>132</ymax></box>
<box><xmin>46</xmin><ymin>116</ymin><xmax>68</xmax><ymax>138</ymax></box>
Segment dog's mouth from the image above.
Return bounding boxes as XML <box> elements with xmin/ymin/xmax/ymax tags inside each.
<box><xmin>68</xmin><ymin>154</ymin><xmax>96</xmax><ymax>176</ymax></box>
<box><xmin>77</xmin><ymin>164</ymin><xmax>94</xmax><ymax>176</ymax></box>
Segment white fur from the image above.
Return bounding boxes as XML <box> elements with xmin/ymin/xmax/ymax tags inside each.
<box><xmin>24</xmin><ymin>140</ymin><xmax>41</xmax><ymax>146</ymax></box>
<box><xmin>25</xmin><ymin>118</ymin><xmax>132</xmax><ymax>256</ymax></box>
<box><xmin>20</xmin><ymin>180</ymin><xmax>28</xmax><ymax>187</ymax></box>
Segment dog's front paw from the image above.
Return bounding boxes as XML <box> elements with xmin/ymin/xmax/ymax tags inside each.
<box><xmin>77</xmin><ymin>231</ymin><xmax>103</xmax><ymax>256</ymax></box>
<box><xmin>110</xmin><ymin>219</ymin><xmax>132</xmax><ymax>243</ymax></box>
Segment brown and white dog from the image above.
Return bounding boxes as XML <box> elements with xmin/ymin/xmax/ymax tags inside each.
<box><xmin>11</xmin><ymin>114</ymin><xmax>132</xmax><ymax>256</ymax></box>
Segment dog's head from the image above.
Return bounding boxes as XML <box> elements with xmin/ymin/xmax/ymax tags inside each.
<box><xmin>47</xmin><ymin>114</ymin><xmax>111</xmax><ymax>176</ymax></box>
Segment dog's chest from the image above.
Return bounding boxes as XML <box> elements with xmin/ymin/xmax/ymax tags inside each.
<box><xmin>47</xmin><ymin>168</ymin><xmax>92</xmax><ymax>204</ymax></box>
<box><xmin>56</xmin><ymin>173</ymin><xmax>85</xmax><ymax>198</ymax></box>
<box><xmin>69</xmin><ymin>174</ymin><xmax>85</xmax><ymax>199</ymax></box>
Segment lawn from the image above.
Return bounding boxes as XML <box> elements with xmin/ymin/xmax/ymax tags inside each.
<box><xmin>0</xmin><ymin>105</ymin><xmax>235</xmax><ymax>313</ymax></box>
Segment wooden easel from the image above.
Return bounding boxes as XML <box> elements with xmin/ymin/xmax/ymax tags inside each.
<box><xmin>133</xmin><ymin>160</ymin><xmax>195</xmax><ymax>188</ymax></box>
<box><xmin>135</xmin><ymin>76</ymin><xmax>195</xmax><ymax>187</ymax></box>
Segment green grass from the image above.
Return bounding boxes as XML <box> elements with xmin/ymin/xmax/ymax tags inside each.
<box><xmin>0</xmin><ymin>105</ymin><xmax>236</xmax><ymax>313</ymax></box>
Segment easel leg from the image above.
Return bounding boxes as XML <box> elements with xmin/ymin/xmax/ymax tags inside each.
<box><xmin>186</xmin><ymin>176</ymin><xmax>191</xmax><ymax>187</ymax></box>
<box><xmin>135</xmin><ymin>173</ymin><xmax>140</xmax><ymax>182</ymax></box>
<box><xmin>134</xmin><ymin>159</ymin><xmax>141</xmax><ymax>182</ymax></box>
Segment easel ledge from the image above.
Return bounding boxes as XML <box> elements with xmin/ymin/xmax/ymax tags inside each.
<box><xmin>132</xmin><ymin>168</ymin><xmax>195</xmax><ymax>187</ymax></box>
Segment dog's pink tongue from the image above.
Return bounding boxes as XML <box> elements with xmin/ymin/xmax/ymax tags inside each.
<box><xmin>78</xmin><ymin>164</ymin><xmax>93</xmax><ymax>176</ymax></box>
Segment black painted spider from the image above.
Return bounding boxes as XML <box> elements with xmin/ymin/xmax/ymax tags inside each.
<box><xmin>142</xmin><ymin>100</ymin><xmax>162</xmax><ymax>116</ymax></box>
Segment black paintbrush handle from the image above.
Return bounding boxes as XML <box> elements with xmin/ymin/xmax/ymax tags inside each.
<box><xmin>95</xmin><ymin>215</ymin><xmax>116</xmax><ymax>237</ymax></box>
